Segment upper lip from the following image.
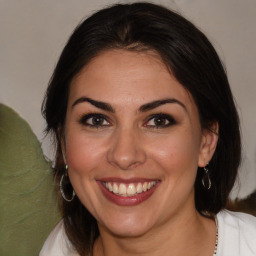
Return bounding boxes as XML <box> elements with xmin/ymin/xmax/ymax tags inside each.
<box><xmin>97</xmin><ymin>177</ymin><xmax>160</xmax><ymax>183</ymax></box>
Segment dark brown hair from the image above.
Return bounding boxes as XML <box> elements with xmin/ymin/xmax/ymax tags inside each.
<box><xmin>42</xmin><ymin>2</ymin><xmax>241</xmax><ymax>255</ymax></box>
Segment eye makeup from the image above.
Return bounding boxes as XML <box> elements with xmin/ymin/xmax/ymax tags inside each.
<box><xmin>78</xmin><ymin>112</ymin><xmax>111</xmax><ymax>128</ymax></box>
<box><xmin>143</xmin><ymin>113</ymin><xmax>177</xmax><ymax>129</ymax></box>
<box><xmin>77</xmin><ymin>111</ymin><xmax>177</xmax><ymax>130</ymax></box>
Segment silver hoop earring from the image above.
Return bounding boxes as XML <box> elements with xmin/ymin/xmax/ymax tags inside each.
<box><xmin>60</xmin><ymin>164</ymin><xmax>75</xmax><ymax>202</ymax></box>
<box><xmin>202</xmin><ymin>166</ymin><xmax>211</xmax><ymax>190</ymax></box>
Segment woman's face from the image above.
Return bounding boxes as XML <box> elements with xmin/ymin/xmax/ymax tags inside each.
<box><xmin>63</xmin><ymin>49</ymin><xmax>216</xmax><ymax>237</ymax></box>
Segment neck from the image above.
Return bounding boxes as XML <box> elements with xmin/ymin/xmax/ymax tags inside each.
<box><xmin>93</xmin><ymin>210</ymin><xmax>216</xmax><ymax>256</ymax></box>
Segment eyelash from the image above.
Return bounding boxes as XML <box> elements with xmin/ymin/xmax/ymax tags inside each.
<box><xmin>78</xmin><ymin>113</ymin><xmax>176</xmax><ymax>129</ymax></box>
<box><xmin>79</xmin><ymin>113</ymin><xmax>111</xmax><ymax>128</ymax></box>
<box><xmin>143</xmin><ymin>113</ymin><xmax>176</xmax><ymax>129</ymax></box>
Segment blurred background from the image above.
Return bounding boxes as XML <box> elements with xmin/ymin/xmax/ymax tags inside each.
<box><xmin>1</xmin><ymin>0</ymin><xmax>256</xmax><ymax>200</ymax></box>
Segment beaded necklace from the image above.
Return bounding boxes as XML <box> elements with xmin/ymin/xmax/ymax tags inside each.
<box><xmin>213</xmin><ymin>217</ymin><xmax>219</xmax><ymax>256</ymax></box>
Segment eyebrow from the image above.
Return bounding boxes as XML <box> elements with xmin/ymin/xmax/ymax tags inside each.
<box><xmin>139</xmin><ymin>98</ymin><xmax>187</xmax><ymax>112</ymax></box>
<box><xmin>72</xmin><ymin>97</ymin><xmax>114</xmax><ymax>112</ymax></box>
<box><xmin>71</xmin><ymin>97</ymin><xmax>187</xmax><ymax>113</ymax></box>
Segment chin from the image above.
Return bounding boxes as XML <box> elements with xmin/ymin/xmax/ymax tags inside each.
<box><xmin>98</xmin><ymin>212</ymin><xmax>155</xmax><ymax>238</ymax></box>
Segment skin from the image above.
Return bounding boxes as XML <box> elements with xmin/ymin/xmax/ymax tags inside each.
<box><xmin>62</xmin><ymin>49</ymin><xmax>219</xmax><ymax>256</ymax></box>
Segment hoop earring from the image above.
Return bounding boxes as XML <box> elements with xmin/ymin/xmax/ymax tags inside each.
<box><xmin>202</xmin><ymin>166</ymin><xmax>211</xmax><ymax>190</ymax></box>
<box><xmin>60</xmin><ymin>164</ymin><xmax>75</xmax><ymax>202</ymax></box>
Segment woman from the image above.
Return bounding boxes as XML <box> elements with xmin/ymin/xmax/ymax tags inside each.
<box><xmin>40</xmin><ymin>2</ymin><xmax>256</xmax><ymax>256</ymax></box>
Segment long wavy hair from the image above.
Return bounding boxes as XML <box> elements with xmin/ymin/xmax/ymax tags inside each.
<box><xmin>42</xmin><ymin>2</ymin><xmax>241</xmax><ymax>255</ymax></box>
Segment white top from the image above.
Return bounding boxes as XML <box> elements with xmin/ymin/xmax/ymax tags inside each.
<box><xmin>39</xmin><ymin>210</ymin><xmax>256</xmax><ymax>256</ymax></box>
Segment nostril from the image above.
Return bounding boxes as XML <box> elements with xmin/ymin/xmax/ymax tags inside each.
<box><xmin>107</xmin><ymin>151</ymin><xmax>144</xmax><ymax>170</ymax></box>
<box><xmin>107</xmin><ymin>146</ymin><xmax>146</xmax><ymax>170</ymax></box>
<box><xmin>106</xmin><ymin>129</ymin><xmax>147</xmax><ymax>170</ymax></box>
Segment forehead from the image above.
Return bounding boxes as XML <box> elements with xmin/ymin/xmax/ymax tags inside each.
<box><xmin>69</xmin><ymin>49</ymin><xmax>196</xmax><ymax>111</ymax></box>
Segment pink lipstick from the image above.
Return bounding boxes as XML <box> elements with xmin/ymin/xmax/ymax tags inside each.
<box><xmin>97</xmin><ymin>179</ymin><xmax>160</xmax><ymax>206</ymax></box>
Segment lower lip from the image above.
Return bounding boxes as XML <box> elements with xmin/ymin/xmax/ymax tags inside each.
<box><xmin>97</xmin><ymin>181</ymin><xmax>160</xmax><ymax>206</ymax></box>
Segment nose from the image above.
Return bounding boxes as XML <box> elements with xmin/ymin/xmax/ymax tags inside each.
<box><xmin>107</xmin><ymin>128</ymin><xmax>146</xmax><ymax>170</ymax></box>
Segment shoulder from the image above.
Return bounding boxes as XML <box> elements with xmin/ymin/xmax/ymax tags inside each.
<box><xmin>39</xmin><ymin>220</ymin><xmax>79</xmax><ymax>256</ymax></box>
<box><xmin>218</xmin><ymin>209</ymin><xmax>256</xmax><ymax>233</ymax></box>
<box><xmin>217</xmin><ymin>210</ymin><xmax>256</xmax><ymax>255</ymax></box>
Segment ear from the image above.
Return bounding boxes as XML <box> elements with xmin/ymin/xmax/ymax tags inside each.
<box><xmin>198</xmin><ymin>121</ymin><xmax>219</xmax><ymax>167</ymax></box>
<box><xmin>58</xmin><ymin>126</ymin><xmax>67</xmax><ymax>164</ymax></box>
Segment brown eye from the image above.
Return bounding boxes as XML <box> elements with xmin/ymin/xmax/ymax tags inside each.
<box><xmin>144</xmin><ymin>113</ymin><xmax>176</xmax><ymax>128</ymax></box>
<box><xmin>153</xmin><ymin>116</ymin><xmax>169</xmax><ymax>126</ymax></box>
<box><xmin>79</xmin><ymin>113</ymin><xmax>110</xmax><ymax>128</ymax></box>
<box><xmin>90</xmin><ymin>116</ymin><xmax>105</xmax><ymax>126</ymax></box>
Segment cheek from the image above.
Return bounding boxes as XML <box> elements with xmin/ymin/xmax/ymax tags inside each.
<box><xmin>64</xmin><ymin>133</ymin><xmax>107</xmax><ymax>212</ymax></box>
<box><xmin>148</xmin><ymin>131</ymin><xmax>201</xmax><ymax>174</ymax></box>
<box><xmin>147</xmin><ymin>132</ymin><xmax>201</xmax><ymax>214</ymax></box>
<box><xmin>65</xmin><ymin>132</ymin><xmax>106</xmax><ymax>177</ymax></box>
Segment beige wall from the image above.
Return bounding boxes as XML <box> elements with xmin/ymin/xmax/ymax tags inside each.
<box><xmin>1</xmin><ymin>0</ymin><xmax>255</xmax><ymax>199</ymax></box>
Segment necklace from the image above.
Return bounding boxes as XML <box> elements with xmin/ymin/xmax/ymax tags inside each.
<box><xmin>213</xmin><ymin>217</ymin><xmax>219</xmax><ymax>256</ymax></box>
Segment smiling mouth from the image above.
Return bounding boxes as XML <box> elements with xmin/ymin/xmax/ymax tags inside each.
<box><xmin>101</xmin><ymin>181</ymin><xmax>157</xmax><ymax>197</ymax></box>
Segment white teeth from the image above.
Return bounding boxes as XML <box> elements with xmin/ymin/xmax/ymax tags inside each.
<box><xmin>143</xmin><ymin>182</ymin><xmax>148</xmax><ymax>192</ymax></box>
<box><xmin>108</xmin><ymin>182</ymin><xmax>113</xmax><ymax>192</ymax></box>
<box><xmin>104</xmin><ymin>181</ymin><xmax>157</xmax><ymax>197</ymax></box>
<box><xmin>127</xmin><ymin>183</ymin><xmax>136</xmax><ymax>195</ymax></box>
<box><xmin>148</xmin><ymin>181</ymin><xmax>156</xmax><ymax>189</ymax></box>
<box><xmin>113</xmin><ymin>183</ymin><xmax>119</xmax><ymax>194</ymax></box>
<box><xmin>119</xmin><ymin>183</ymin><xmax>127</xmax><ymax>195</ymax></box>
<box><xmin>136</xmin><ymin>183</ymin><xmax>143</xmax><ymax>194</ymax></box>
